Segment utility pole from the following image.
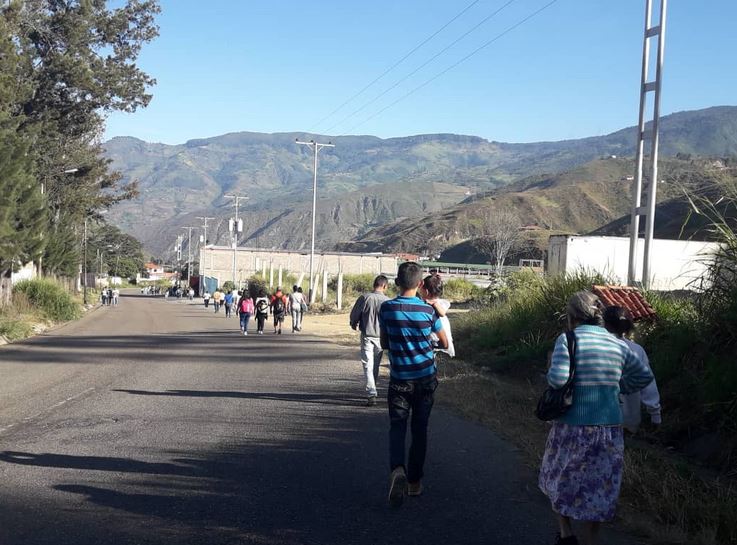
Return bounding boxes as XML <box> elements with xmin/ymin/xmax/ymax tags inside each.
<box><xmin>295</xmin><ymin>139</ymin><xmax>335</xmax><ymax>303</ymax></box>
<box><xmin>175</xmin><ymin>235</ymin><xmax>183</xmax><ymax>286</ymax></box>
<box><xmin>181</xmin><ymin>226</ymin><xmax>195</xmax><ymax>289</ymax></box>
<box><xmin>196</xmin><ymin>216</ymin><xmax>215</xmax><ymax>294</ymax></box>
<box><xmin>83</xmin><ymin>216</ymin><xmax>88</xmax><ymax>305</ymax></box>
<box><xmin>627</xmin><ymin>0</ymin><xmax>668</xmax><ymax>288</ymax></box>
<box><xmin>224</xmin><ymin>195</ymin><xmax>248</xmax><ymax>287</ymax></box>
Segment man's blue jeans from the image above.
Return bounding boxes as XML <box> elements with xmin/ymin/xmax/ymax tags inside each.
<box><xmin>388</xmin><ymin>374</ymin><xmax>438</xmax><ymax>483</ymax></box>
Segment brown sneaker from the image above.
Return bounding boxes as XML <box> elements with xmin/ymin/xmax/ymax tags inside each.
<box><xmin>407</xmin><ymin>481</ymin><xmax>423</xmax><ymax>496</ymax></box>
<box><xmin>388</xmin><ymin>467</ymin><xmax>407</xmax><ymax>508</ymax></box>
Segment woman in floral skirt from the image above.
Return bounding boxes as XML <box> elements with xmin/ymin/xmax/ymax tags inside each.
<box><xmin>539</xmin><ymin>291</ymin><xmax>654</xmax><ymax>545</ymax></box>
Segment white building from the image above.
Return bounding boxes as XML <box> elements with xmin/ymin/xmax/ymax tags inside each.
<box><xmin>199</xmin><ymin>246</ymin><xmax>399</xmax><ymax>287</ymax></box>
<box><xmin>547</xmin><ymin>235</ymin><xmax>720</xmax><ymax>291</ymax></box>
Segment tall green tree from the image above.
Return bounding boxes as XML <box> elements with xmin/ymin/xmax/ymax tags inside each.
<box><xmin>1</xmin><ymin>0</ymin><xmax>159</xmax><ymax>276</ymax></box>
<box><xmin>0</xmin><ymin>127</ymin><xmax>47</xmax><ymax>302</ymax></box>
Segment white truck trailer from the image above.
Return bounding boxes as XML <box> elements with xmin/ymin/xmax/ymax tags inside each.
<box><xmin>547</xmin><ymin>235</ymin><xmax>720</xmax><ymax>291</ymax></box>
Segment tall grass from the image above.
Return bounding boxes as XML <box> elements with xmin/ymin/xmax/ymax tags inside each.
<box><xmin>13</xmin><ymin>278</ymin><xmax>81</xmax><ymax>321</ymax></box>
<box><xmin>453</xmin><ymin>269</ymin><xmax>608</xmax><ymax>366</ymax></box>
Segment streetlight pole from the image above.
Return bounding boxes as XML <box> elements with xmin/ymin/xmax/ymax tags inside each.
<box><xmin>181</xmin><ymin>226</ymin><xmax>195</xmax><ymax>289</ymax></box>
<box><xmin>224</xmin><ymin>195</ymin><xmax>248</xmax><ymax>288</ymax></box>
<box><xmin>196</xmin><ymin>216</ymin><xmax>215</xmax><ymax>295</ymax></box>
<box><xmin>296</xmin><ymin>139</ymin><xmax>334</xmax><ymax>303</ymax></box>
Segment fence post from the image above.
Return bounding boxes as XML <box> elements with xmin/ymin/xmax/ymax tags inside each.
<box><xmin>296</xmin><ymin>272</ymin><xmax>305</xmax><ymax>291</ymax></box>
<box><xmin>322</xmin><ymin>270</ymin><xmax>328</xmax><ymax>304</ymax></box>
<box><xmin>269</xmin><ymin>264</ymin><xmax>274</xmax><ymax>288</ymax></box>
<box><xmin>278</xmin><ymin>266</ymin><xmax>283</xmax><ymax>288</ymax></box>
<box><xmin>337</xmin><ymin>272</ymin><xmax>343</xmax><ymax>310</ymax></box>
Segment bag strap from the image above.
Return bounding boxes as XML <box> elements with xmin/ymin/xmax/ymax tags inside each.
<box><xmin>564</xmin><ymin>330</ymin><xmax>577</xmax><ymax>386</ymax></box>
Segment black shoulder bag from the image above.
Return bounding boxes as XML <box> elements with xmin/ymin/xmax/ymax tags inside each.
<box><xmin>535</xmin><ymin>330</ymin><xmax>577</xmax><ymax>421</ymax></box>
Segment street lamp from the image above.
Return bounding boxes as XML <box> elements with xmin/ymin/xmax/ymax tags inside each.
<box><xmin>296</xmin><ymin>139</ymin><xmax>335</xmax><ymax>303</ymax></box>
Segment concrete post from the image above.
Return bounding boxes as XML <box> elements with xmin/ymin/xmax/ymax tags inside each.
<box><xmin>278</xmin><ymin>266</ymin><xmax>283</xmax><ymax>288</ymax></box>
<box><xmin>337</xmin><ymin>272</ymin><xmax>344</xmax><ymax>311</ymax></box>
<box><xmin>262</xmin><ymin>261</ymin><xmax>267</xmax><ymax>279</ymax></box>
<box><xmin>296</xmin><ymin>272</ymin><xmax>305</xmax><ymax>290</ymax></box>
<box><xmin>269</xmin><ymin>264</ymin><xmax>274</xmax><ymax>288</ymax></box>
<box><xmin>322</xmin><ymin>270</ymin><xmax>328</xmax><ymax>304</ymax></box>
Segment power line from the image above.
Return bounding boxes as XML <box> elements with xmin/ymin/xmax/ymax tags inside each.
<box><xmin>324</xmin><ymin>0</ymin><xmax>520</xmax><ymax>134</ymax></box>
<box><xmin>310</xmin><ymin>0</ymin><xmax>481</xmax><ymax>132</ymax></box>
<box><xmin>342</xmin><ymin>0</ymin><xmax>561</xmax><ymax>136</ymax></box>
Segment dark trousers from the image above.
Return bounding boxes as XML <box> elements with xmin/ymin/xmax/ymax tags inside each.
<box><xmin>256</xmin><ymin>314</ymin><xmax>266</xmax><ymax>332</ymax></box>
<box><xmin>388</xmin><ymin>375</ymin><xmax>438</xmax><ymax>483</ymax></box>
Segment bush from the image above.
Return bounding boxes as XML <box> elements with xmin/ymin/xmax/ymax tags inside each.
<box><xmin>442</xmin><ymin>278</ymin><xmax>483</xmax><ymax>302</ymax></box>
<box><xmin>13</xmin><ymin>278</ymin><xmax>81</xmax><ymax>321</ymax></box>
<box><xmin>452</xmin><ymin>269</ymin><xmax>608</xmax><ymax>366</ymax></box>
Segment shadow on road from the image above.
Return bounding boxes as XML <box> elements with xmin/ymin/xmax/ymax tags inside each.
<box><xmin>112</xmin><ymin>389</ymin><xmax>363</xmax><ymax>407</ymax></box>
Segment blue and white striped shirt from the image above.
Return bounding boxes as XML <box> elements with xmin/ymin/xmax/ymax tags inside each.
<box><xmin>548</xmin><ymin>325</ymin><xmax>654</xmax><ymax>426</ymax></box>
<box><xmin>379</xmin><ymin>296</ymin><xmax>442</xmax><ymax>381</ymax></box>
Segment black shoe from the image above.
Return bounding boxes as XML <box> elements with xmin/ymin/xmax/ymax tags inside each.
<box><xmin>554</xmin><ymin>534</ymin><xmax>578</xmax><ymax>545</ymax></box>
<box><xmin>388</xmin><ymin>467</ymin><xmax>407</xmax><ymax>508</ymax></box>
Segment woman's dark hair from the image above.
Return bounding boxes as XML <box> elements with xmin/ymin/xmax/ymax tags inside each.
<box><xmin>603</xmin><ymin>306</ymin><xmax>634</xmax><ymax>336</ymax></box>
<box><xmin>297</xmin><ymin>287</ymin><xmax>303</xmax><ymax>293</ymax></box>
<box><xmin>422</xmin><ymin>274</ymin><xmax>443</xmax><ymax>297</ymax></box>
<box><xmin>258</xmin><ymin>289</ymin><xmax>266</xmax><ymax>297</ymax></box>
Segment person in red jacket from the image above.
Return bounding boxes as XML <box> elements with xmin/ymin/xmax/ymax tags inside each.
<box><xmin>270</xmin><ymin>288</ymin><xmax>288</xmax><ymax>334</ymax></box>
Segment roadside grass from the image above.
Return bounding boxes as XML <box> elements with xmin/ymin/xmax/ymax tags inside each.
<box><xmin>0</xmin><ymin>279</ymin><xmax>84</xmax><ymax>343</ymax></box>
<box><xmin>13</xmin><ymin>278</ymin><xmax>81</xmax><ymax>321</ymax></box>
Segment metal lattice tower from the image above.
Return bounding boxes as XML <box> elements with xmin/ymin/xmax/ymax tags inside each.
<box><xmin>627</xmin><ymin>0</ymin><xmax>668</xmax><ymax>288</ymax></box>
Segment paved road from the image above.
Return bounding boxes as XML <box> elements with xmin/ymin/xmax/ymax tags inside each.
<box><xmin>0</xmin><ymin>292</ymin><xmax>635</xmax><ymax>545</ymax></box>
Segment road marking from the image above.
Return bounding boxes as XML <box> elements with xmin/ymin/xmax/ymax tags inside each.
<box><xmin>0</xmin><ymin>387</ymin><xmax>96</xmax><ymax>437</ymax></box>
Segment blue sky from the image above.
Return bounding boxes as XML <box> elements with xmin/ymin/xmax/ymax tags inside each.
<box><xmin>104</xmin><ymin>1</ymin><xmax>737</xmax><ymax>145</ymax></box>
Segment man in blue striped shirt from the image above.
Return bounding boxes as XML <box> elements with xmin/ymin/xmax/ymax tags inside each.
<box><xmin>379</xmin><ymin>262</ymin><xmax>448</xmax><ymax>508</ymax></box>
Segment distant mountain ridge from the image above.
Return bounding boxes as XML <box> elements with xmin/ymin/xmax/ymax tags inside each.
<box><xmin>105</xmin><ymin>106</ymin><xmax>737</xmax><ymax>255</ymax></box>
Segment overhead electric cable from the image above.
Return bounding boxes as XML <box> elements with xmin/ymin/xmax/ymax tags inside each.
<box><xmin>324</xmin><ymin>0</ymin><xmax>520</xmax><ymax>134</ymax></box>
<box><xmin>341</xmin><ymin>0</ymin><xmax>561</xmax><ymax>136</ymax></box>
<box><xmin>310</xmin><ymin>0</ymin><xmax>481</xmax><ymax>132</ymax></box>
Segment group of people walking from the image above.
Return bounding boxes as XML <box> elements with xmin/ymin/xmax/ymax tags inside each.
<box><xmin>202</xmin><ymin>285</ymin><xmax>307</xmax><ymax>335</ymax></box>
<box><xmin>100</xmin><ymin>287</ymin><xmax>119</xmax><ymax>306</ymax></box>
<box><xmin>349</xmin><ymin>262</ymin><xmax>659</xmax><ymax>545</ymax></box>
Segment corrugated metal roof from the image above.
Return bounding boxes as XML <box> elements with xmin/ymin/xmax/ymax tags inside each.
<box><xmin>592</xmin><ymin>285</ymin><xmax>656</xmax><ymax>321</ymax></box>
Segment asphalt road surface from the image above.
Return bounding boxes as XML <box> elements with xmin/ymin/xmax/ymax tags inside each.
<box><xmin>0</xmin><ymin>292</ymin><xmax>635</xmax><ymax>545</ymax></box>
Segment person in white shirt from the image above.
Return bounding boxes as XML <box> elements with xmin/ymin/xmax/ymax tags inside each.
<box><xmin>603</xmin><ymin>305</ymin><xmax>662</xmax><ymax>432</ymax></box>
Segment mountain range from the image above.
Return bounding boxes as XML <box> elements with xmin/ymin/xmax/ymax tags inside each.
<box><xmin>104</xmin><ymin>105</ymin><xmax>737</xmax><ymax>259</ymax></box>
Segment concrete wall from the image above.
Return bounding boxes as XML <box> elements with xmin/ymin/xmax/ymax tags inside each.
<box><xmin>547</xmin><ymin>235</ymin><xmax>720</xmax><ymax>291</ymax></box>
<box><xmin>200</xmin><ymin>246</ymin><xmax>399</xmax><ymax>287</ymax></box>
<box><xmin>10</xmin><ymin>262</ymin><xmax>36</xmax><ymax>285</ymax></box>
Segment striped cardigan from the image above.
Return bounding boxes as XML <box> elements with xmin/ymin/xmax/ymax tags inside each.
<box><xmin>547</xmin><ymin>325</ymin><xmax>654</xmax><ymax>426</ymax></box>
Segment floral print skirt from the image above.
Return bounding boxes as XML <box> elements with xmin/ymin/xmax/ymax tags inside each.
<box><xmin>538</xmin><ymin>422</ymin><xmax>624</xmax><ymax>522</ymax></box>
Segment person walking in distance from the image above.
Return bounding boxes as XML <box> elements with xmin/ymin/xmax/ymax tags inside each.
<box><xmin>224</xmin><ymin>289</ymin><xmax>235</xmax><ymax>318</ymax></box>
<box><xmin>288</xmin><ymin>285</ymin><xmax>305</xmax><ymax>333</ymax></box>
<box><xmin>254</xmin><ymin>289</ymin><xmax>269</xmax><ymax>335</ymax></box>
<box><xmin>270</xmin><ymin>287</ymin><xmax>288</xmax><ymax>335</ymax></box>
<box><xmin>349</xmin><ymin>275</ymin><xmax>390</xmax><ymax>406</ymax></box>
<box><xmin>379</xmin><ymin>262</ymin><xmax>447</xmax><ymax>508</ymax></box>
<box><xmin>237</xmin><ymin>290</ymin><xmax>255</xmax><ymax>336</ymax></box>
<box><xmin>212</xmin><ymin>288</ymin><xmax>222</xmax><ymax>313</ymax></box>
<box><xmin>203</xmin><ymin>290</ymin><xmax>211</xmax><ymax>309</ymax></box>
